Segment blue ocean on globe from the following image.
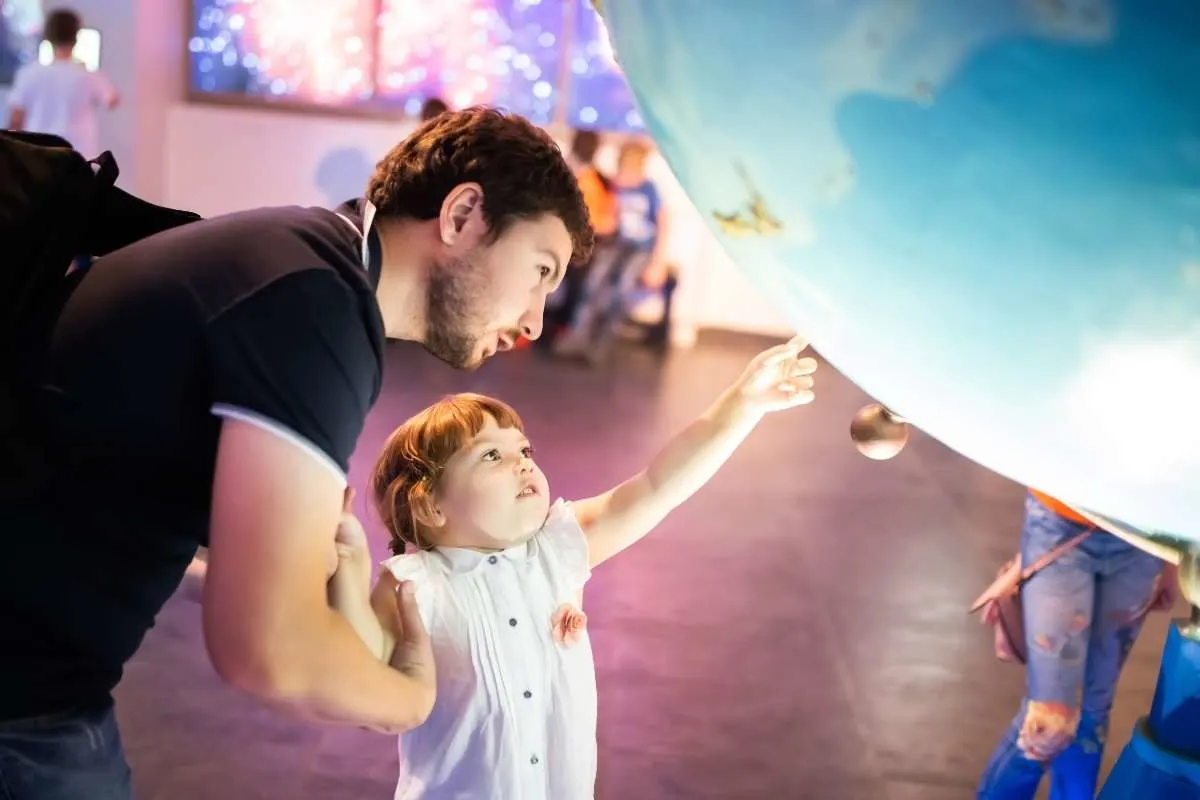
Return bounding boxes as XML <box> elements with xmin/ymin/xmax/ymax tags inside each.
<box><xmin>600</xmin><ymin>0</ymin><xmax>1200</xmax><ymax>539</ymax></box>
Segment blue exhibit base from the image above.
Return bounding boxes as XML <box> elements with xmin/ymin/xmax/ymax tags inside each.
<box><xmin>1099</xmin><ymin>622</ymin><xmax>1200</xmax><ymax>799</ymax></box>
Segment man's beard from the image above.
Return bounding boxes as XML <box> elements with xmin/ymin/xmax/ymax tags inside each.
<box><xmin>423</xmin><ymin>253</ymin><xmax>492</xmax><ymax>369</ymax></box>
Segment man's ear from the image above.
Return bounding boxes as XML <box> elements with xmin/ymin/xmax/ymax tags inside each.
<box><xmin>439</xmin><ymin>182</ymin><xmax>484</xmax><ymax>245</ymax></box>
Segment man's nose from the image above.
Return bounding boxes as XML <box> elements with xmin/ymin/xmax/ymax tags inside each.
<box><xmin>519</xmin><ymin>302</ymin><xmax>545</xmax><ymax>341</ymax></box>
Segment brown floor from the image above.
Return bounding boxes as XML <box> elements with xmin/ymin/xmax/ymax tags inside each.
<box><xmin>114</xmin><ymin>334</ymin><xmax>1174</xmax><ymax>799</ymax></box>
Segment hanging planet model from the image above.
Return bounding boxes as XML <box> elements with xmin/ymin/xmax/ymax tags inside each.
<box><xmin>597</xmin><ymin>0</ymin><xmax>1200</xmax><ymax>541</ymax></box>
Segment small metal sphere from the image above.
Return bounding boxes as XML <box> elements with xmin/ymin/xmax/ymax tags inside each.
<box><xmin>850</xmin><ymin>403</ymin><xmax>910</xmax><ymax>460</ymax></box>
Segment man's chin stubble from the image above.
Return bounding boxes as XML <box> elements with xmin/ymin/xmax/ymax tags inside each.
<box><xmin>422</xmin><ymin>341</ymin><xmax>483</xmax><ymax>371</ymax></box>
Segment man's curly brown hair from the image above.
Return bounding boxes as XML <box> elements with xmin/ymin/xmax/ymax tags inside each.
<box><xmin>367</xmin><ymin>106</ymin><xmax>594</xmax><ymax>263</ymax></box>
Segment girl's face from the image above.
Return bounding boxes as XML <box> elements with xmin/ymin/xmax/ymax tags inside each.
<box><xmin>430</xmin><ymin>416</ymin><xmax>551</xmax><ymax>551</ymax></box>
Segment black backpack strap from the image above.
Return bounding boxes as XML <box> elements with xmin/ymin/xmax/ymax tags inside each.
<box><xmin>0</xmin><ymin>131</ymin><xmax>98</xmax><ymax>347</ymax></box>
<box><xmin>0</xmin><ymin>132</ymin><xmax>202</xmax><ymax>500</ymax></box>
<box><xmin>0</xmin><ymin>130</ymin><xmax>76</xmax><ymax>149</ymax></box>
<box><xmin>85</xmin><ymin>177</ymin><xmax>201</xmax><ymax>256</ymax></box>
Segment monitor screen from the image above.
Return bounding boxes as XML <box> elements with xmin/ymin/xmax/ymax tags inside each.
<box><xmin>39</xmin><ymin>27</ymin><xmax>101</xmax><ymax>72</ymax></box>
<box><xmin>182</xmin><ymin>0</ymin><xmax>643</xmax><ymax>132</ymax></box>
<box><xmin>564</xmin><ymin>1</ymin><xmax>642</xmax><ymax>132</ymax></box>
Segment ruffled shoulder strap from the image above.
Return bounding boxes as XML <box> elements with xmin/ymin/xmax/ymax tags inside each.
<box><xmin>378</xmin><ymin>550</ymin><xmax>438</xmax><ymax>629</ymax></box>
<box><xmin>537</xmin><ymin>499</ymin><xmax>592</xmax><ymax>590</ymax></box>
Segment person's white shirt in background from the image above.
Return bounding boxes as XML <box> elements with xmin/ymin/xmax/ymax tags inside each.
<box><xmin>8</xmin><ymin>59</ymin><xmax>117</xmax><ymax>158</ymax></box>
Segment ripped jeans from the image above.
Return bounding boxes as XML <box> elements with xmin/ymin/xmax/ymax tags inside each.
<box><xmin>977</xmin><ymin>493</ymin><xmax>1164</xmax><ymax>800</ymax></box>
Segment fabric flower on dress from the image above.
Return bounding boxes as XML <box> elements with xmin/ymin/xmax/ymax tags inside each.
<box><xmin>551</xmin><ymin>603</ymin><xmax>587</xmax><ymax>646</ymax></box>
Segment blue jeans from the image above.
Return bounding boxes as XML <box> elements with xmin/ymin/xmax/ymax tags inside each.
<box><xmin>0</xmin><ymin>704</ymin><xmax>132</xmax><ymax>799</ymax></box>
<box><xmin>978</xmin><ymin>494</ymin><xmax>1164</xmax><ymax>799</ymax></box>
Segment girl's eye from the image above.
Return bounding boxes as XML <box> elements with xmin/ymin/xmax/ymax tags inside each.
<box><xmin>521</xmin><ymin>446</ymin><xmax>535</xmax><ymax>458</ymax></box>
<box><xmin>482</xmin><ymin>449</ymin><xmax>500</xmax><ymax>462</ymax></box>
<box><xmin>539</xmin><ymin>265</ymin><xmax>552</xmax><ymax>279</ymax></box>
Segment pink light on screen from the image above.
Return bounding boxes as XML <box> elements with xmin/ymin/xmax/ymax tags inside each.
<box><xmin>375</xmin><ymin>0</ymin><xmax>502</xmax><ymax>108</ymax></box>
<box><xmin>232</xmin><ymin>0</ymin><xmax>376</xmax><ymax>102</ymax></box>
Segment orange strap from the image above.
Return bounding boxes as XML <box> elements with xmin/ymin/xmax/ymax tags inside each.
<box><xmin>1028</xmin><ymin>488</ymin><xmax>1093</xmax><ymax>527</ymax></box>
<box><xmin>1016</xmin><ymin>527</ymin><xmax>1094</xmax><ymax>588</ymax></box>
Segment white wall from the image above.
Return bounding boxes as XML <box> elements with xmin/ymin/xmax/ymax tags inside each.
<box><xmin>130</xmin><ymin>0</ymin><xmax>188</xmax><ymax>203</ymax></box>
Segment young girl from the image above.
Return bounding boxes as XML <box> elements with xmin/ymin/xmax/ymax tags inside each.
<box><xmin>330</xmin><ymin>337</ymin><xmax>815</xmax><ymax>798</ymax></box>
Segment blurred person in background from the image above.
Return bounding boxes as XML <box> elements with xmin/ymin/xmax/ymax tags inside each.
<box><xmin>542</xmin><ymin>128</ymin><xmax>617</xmax><ymax>348</ymax></box>
<box><xmin>977</xmin><ymin>489</ymin><xmax>1179</xmax><ymax>799</ymax></box>
<box><xmin>6</xmin><ymin>8</ymin><xmax>118</xmax><ymax>159</ymax></box>
<box><xmin>555</xmin><ymin>137</ymin><xmax>669</xmax><ymax>363</ymax></box>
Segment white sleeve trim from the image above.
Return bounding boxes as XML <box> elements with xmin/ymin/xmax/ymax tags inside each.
<box><xmin>378</xmin><ymin>552</ymin><xmax>435</xmax><ymax>631</ymax></box>
<box><xmin>212</xmin><ymin>403</ymin><xmax>347</xmax><ymax>485</ymax></box>
<box><xmin>540</xmin><ymin>499</ymin><xmax>592</xmax><ymax>589</ymax></box>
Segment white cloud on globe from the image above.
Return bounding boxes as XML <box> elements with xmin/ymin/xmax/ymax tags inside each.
<box><xmin>1183</xmin><ymin>261</ymin><xmax>1200</xmax><ymax>289</ymax></box>
<box><xmin>1063</xmin><ymin>331</ymin><xmax>1200</xmax><ymax>482</ymax></box>
<box><xmin>820</xmin><ymin>0</ymin><xmax>921</xmax><ymax>98</ymax></box>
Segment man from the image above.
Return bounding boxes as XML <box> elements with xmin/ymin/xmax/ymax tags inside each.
<box><xmin>0</xmin><ymin>107</ymin><xmax>593</xmax><ymax>799</ymax></box>
<box><xmin>7</xmin><ymin>8</ymin><xmax>120</xmax><ymax>158</ymax></box>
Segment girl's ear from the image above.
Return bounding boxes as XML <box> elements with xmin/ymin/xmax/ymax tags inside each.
<box><xmin>410</xmin><ymin>483</ymin><xmax>445</xmax><ymax>530</ymax></box>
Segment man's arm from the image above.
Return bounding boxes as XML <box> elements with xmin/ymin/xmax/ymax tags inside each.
<box><xmin>203</xmin><ymin>269</ymin><xmax>433</xmax><ymax>730</ymax></box>
<box><xmin>205</xmin><ymin>419</ymin><xmax>433</xmax><ymax>732</ymax></box>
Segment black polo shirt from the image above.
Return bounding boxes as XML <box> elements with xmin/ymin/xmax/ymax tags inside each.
<box><xmin>0</xmin><ymin>200</ymin><xmax>386</xmax><ymax>720</ymax></box>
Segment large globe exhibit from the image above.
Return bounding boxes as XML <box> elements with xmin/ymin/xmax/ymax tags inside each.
<box><xmin>598</xmin><ymin>0</ymin><xmax>1199</xmax><ymax>543</ymax></box>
